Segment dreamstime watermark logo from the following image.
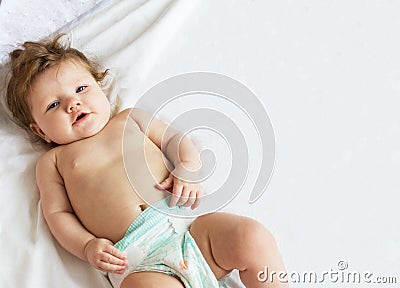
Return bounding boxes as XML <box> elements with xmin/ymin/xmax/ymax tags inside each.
<box><xmin>123</xmin><ymin>72</ymin><xmax>275</xmax><ymax>216</ymax></box>
<box><xmin>257</xmin><ymin>261</ymin><xmax>398</xmax><ymax>284</ymax></box>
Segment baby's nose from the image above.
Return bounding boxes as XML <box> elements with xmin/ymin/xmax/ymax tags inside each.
<box><xmin>67</xmin><ymin>97</ymin><xmax>82</xmax><ymax>112</ymax></box>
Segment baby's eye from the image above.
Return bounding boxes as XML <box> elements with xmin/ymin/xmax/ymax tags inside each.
<box><xmin>76</xmin><ymin>86</ymin><xmax>87</xmax><ymax>93</ymax></box>
<box><xmin>47</xmin><ymin>101</ymin><xmax>60</xmax><ymax>111</ymax></box>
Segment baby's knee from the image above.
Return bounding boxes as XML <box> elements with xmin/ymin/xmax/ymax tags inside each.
<box><xmin>238</xmin><ymin>217</ymin><xmax>277</xmax><ymax>251</ymax></box>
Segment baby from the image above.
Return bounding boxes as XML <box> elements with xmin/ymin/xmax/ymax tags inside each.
<box><xmin>5</xmin><ymin>35</ymin><xmax>287</xmax><ymax>288</ymax></box>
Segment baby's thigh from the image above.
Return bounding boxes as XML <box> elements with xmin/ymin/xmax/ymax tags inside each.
<box><xmin>190</xmin><ymin>212</ymin><xmax>253</xmax><ymax>278</ymax></box>
<box><xmin>120</xmin><ymin>271</ymin><xmax>184</xmax><ymax>288</ymax></box>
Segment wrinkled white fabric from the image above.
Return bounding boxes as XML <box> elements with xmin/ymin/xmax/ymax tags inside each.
<box><xmin>0</xmin><ymin>0</ymin><xmax>109</xmax><ymax>60</ymax></box>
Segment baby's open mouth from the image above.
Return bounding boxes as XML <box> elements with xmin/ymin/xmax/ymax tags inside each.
<box><xmin>74</xmin><ymin>113</ymin><xmax>89</xmax><ymax>124</ymax></box>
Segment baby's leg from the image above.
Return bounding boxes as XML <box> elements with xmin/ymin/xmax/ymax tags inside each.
<box><xmin>190</xmin><ymin>213</ymin><xmax>288</xmax><ymax>288</ymax></box>
<box><xmin>121</xmin><ymin>271</ymin><xmax>184</xmax><ymax>288</ymax></box>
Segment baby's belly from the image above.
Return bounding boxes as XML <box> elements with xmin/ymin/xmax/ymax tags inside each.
<box><xmin>65</xmin><ymin>164</ymin><xmax>170</xmax><ymax>243</ymax></box>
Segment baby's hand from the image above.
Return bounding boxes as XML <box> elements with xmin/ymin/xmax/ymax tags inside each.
<box><xmin>155</xmin><ymin>162</ymin><xmax>204</xmax><ymax>209</ymax></box>
<box><xmin>84</xmin><ymin>238</ymin><xmax>127</xmax><ymax>274</ymax></box>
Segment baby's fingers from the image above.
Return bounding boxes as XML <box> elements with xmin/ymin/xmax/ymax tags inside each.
<box><xmin>98</xmin><ymin>260</ymin><xmax>127</xmax><ymax>274</ymax></box>
<box><xmin>98</xmin><ymin>252</ymin><xmax>127</xmax><ymax>273</ymax></box>
<box><xmin>98</xmin><ymin>245</ymin><xmax>127</xmax><ymax>271</ymax></box>
<box><xmin>181</xmin><ymin>189</ymin><xmax>196</xmax><ymax>208</ymax></box>
<box><xmin>101</xmin><ymin>252</ymin><xmax>126</xmax><ymax>266</ymax></box>
<box><xmin>169</xmin><ymin>182</ymin><xmax>183</xmax><ymax>207</ymax></box>
<box><xmin>104</xmin><ymin>245</ymin><xmax>127</xmax><ymax>261</ymax></box>
<box><xmin>191</xmin><ymin>189</ymin><xmax>205</xmax><ymax>210</ymax></box>
<box><xmin>155</xmin><ymin>174</ymin><xmax>173</xmax><ymax>190</ymax></box>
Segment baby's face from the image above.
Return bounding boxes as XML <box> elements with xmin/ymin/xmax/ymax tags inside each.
<box><xmin>29</xmin><ymin>60</ymin><xmax>111</xmax><ymax>145</ymax></box>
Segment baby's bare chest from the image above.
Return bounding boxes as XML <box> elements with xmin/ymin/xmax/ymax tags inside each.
<box><xmin>51</xmin><ymin>116</ymin><xmax>171</xmax><ymax>233</ymax></box>
<box><xmin>57</xmin><ymin>116</ymin><xmax>147</xmax><ymax>183</ymax></box>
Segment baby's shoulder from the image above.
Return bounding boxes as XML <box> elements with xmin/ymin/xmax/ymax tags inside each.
<box><xmin>113</xmin><ymin>107</ymin><xmax>149</xmax><ymax>119</ymax></box>
<box><xmin>35</xmin><ymin>147</ymin><xmax>61</xmax><ymax>172</ymax></box>
<box><xmin>37</xmin><ymin>146</ymin><xmax>61</xmax><ymax>163</ymax></box>
<box><xmin>112</xmin><ymin>107</ymin><xmax>150</xmax><ymax>124</ymax></box>
<box><xmin>111</xmin><ymin>107</ymin><xmax>151</xmax><ymax>129</ymax></box>
<box><xmin>115</xmin><ymin>108</ymin><xmax>133</xmax><ymax>117</ymax></box>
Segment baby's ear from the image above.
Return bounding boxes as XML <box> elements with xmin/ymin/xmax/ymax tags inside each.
<box><xmin>29</xmin><ymin>123</ymin><xmax>52</xmax><ymax>143</ymax></box>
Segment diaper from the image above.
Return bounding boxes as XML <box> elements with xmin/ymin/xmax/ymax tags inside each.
<box><xmin>108</xmin><ymin>198</ymin><xmax>229</xmax><ymax>288</ymax></box>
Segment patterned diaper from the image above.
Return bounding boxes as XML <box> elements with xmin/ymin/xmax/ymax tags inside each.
<box><xmin>108</xmin><ymin>198</ymin><xmax>229</xmax><ymax>288</ymax></box>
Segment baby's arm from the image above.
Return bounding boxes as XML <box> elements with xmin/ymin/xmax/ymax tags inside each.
<box><xmin>130</xmin><ymin>108</ymin><xmax>203</xmax><ymax>209</ymax></box>
<box><xmin>36</xmin><ymin>151</ymin><xmax>127</xmax><ymax>274</ymax></box>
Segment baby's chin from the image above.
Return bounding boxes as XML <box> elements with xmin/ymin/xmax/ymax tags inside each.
<box><xmin>51</xmin><ymin>131</ymin><xmax>102</xmax><ymax>145</ymax></box>
<box><xmin>50</xmin><ymin>117</ymin><xmax>109</xmax><ymax>145</ymax></box>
